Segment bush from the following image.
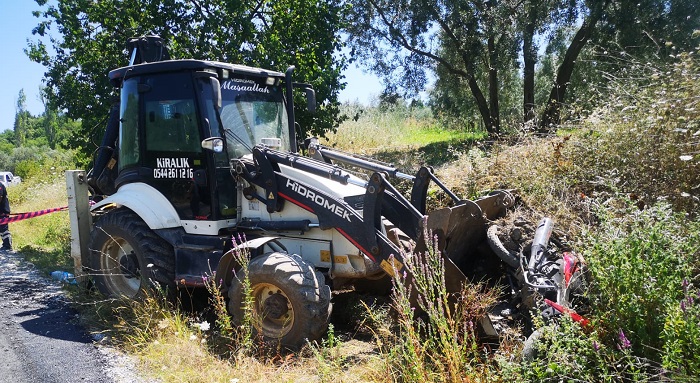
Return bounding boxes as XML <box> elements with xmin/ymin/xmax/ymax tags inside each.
<box><xmin>582</xmin><ymin>202</ymin><xmax>700</xmax><ymax>363</ymax></box>
<box><xmin>0</xmin><ymin>146</ymin><xmax>77</xmax><ymax>179</ymax></box>
<box><xmin>9</xmin><ymin>174</ymin><xmax>73</xmax><ymax>272</ymax></box>
<box><xmin>661</xmin><ymin>280</ymin><xmax>700</xmax><ymax>379</ymax></box>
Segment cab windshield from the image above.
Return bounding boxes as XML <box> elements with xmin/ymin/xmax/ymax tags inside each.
<box><xmin>217</xmin><ymin>77</ymin><xmax>289</xmax><ymax>158</ymax></box>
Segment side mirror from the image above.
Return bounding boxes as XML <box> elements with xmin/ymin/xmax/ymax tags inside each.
<box><xmin>210</xmin><ymin>77</ymin><xmax>222</xmax><ymax>109</ymax></box>
<box><xmin>201</xmin><ymin>137</ymin><xmax>224</xmax><ymax>153</ymax></box>
<box><xmin>305</xmin><ymin>88</ymin><xmax>316</xmax><ymax>113</ymax></box>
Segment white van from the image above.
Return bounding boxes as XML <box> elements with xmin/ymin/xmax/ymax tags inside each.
<box><xmin>0</xmin><ymin>172</ymin><xmax>21</xmax><ymax>188</ymax></box>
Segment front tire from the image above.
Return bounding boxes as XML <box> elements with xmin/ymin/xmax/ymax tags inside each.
<box><xmin>228</xmin><ymin>252</ymin><xmax>331</xmax><ymax>349</ymax></box>
<box><xmin>89</xmin><ymin>209</ymin><xmax>175</xmax><ymax>299</ymax></box>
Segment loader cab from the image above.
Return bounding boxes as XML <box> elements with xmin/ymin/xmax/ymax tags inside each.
<box><xmin>109</xmin><ymin>60</ymin><xmax>292</xmax><ymax>222</ymax></box>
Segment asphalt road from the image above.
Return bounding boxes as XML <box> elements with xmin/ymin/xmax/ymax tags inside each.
<box><xmin>0</xmin><ymin>250</ymin><xmax>150</xmax><ymax>383</ymax></box>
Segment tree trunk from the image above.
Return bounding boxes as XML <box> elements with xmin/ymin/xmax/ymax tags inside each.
<box><xmin>523</xmin><ymin>20</ymin><xmax>536</xmax><ymax>125</ymax></box>
<box><xmin>466</xmin><ymin>75</ymin><xmax>495</xmax><ymax>134</ymax></box>
<box><xmin>487</xmin><ymin>33</ymin><xmax>500</xmax><ymax>134</ymax></box>
<box><xmin>539</xmin><ymin>3</ymin><xmax>607</xmax><ymax>132</ymax></box>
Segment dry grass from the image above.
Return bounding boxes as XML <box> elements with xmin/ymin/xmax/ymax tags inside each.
<box><xmin>133</xmin><ymin>338</ymin><xmax>386</xmax><ymax>383</ymax></box>
<box><xmin>104</xmin><ymin>296</ymin><xmax>389</xmax><ymax>383</ymax></box>
<box><xmin>435</xmin><ymin>135</ymin><xmax>595</xmax><ymax>236</ymax></box>
<box><xmin>9</xmin><ymin>175</ymin><xmax>70</xmax><ymax>243</ymax></box>
<box><xmin>324</xmin><ymin>104</ymin><xmax>483</xmax><ymax>156</ymax></box>
<box><xmin>323</xmin><ymin>104</ymin><xmax>433</xmax><ymax>153</ymax></box>
<box><xmin>325</xmin><ymin>105</ymin><xmax>590</xmax><ymax>237</ymax></box>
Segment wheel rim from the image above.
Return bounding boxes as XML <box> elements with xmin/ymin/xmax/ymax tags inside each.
<box><xmin>99</xmin><ymin>235</ymin><xmax>142</xmax><ymax>298</ymax></box>
<box><xmin>251</xmin><ymin>283</ymin><xmax>294</xmax><ymax>338</ymax></box>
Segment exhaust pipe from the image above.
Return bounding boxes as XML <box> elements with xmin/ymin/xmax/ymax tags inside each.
<box><xmin>528</xmin><ymin>217</ymin><xmax>554</xmax><ymax>271</ymax></box>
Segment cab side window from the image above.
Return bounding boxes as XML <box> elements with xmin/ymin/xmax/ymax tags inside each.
<box><xmin>118</xmin><ymin>79</ymin><xmax>140</xmax><ymax>172</ymax></box>
<box><xmin>141</xmin><ymin>73</ymin><xmax>209</xmax><ymax>220</ymax></box>
<box><xmin>145</xmin><ymin>99</ymin><xmax>201</xmax><ymax>153</ymax></box>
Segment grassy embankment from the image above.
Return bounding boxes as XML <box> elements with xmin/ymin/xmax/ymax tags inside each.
<box><xmin>10</xmin><ymin>50</ymin><xmax>700</xmax><ymax>382</ymax></box>
<box><xmin>9</xmin><ymin>171</ymin><xmax>72</xmax><ymax>272</ymax></box>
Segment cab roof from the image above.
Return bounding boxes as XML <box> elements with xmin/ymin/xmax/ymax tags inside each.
<box><xmin>108</xmin><ymin>59</ymin><xmax>286</xmax><ymax>87</ymax></box>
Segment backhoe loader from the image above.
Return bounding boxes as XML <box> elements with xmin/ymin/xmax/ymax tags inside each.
<box><xmin>66</xmin><ymin>36</ymin><xmax>586</xmax><ymax>349</ymax></box>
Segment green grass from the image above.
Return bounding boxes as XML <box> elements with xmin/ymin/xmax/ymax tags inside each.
<box><xmin>400</xmin><ymin>125</ymin><xmax>484</xmax><ymax>146</ymax></box>
<box><xmin>8</xmin><ymin>174</ymin><xmax>73</xmax><ymax>274</ymax></box>
<box><xmin>584</xmin><ymin>204</ymin><xmax>700</xmax><ymax>367</ymax></box>
<box><xmin>385</xmin><ymin>231</ymin><xmax>498</xmax><ymax>382</ymax></box>
<box><xmin>325</xmin><ymin>103</ymin><xmax>485</xmax><ymax>156</ymax></box>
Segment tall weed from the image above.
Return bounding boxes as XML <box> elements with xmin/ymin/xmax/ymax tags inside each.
<box><xmin>661</xmin><ymin>280</ymin><xmax>700</xmax><ymax>379</ymax></box>
<box><xmin>501</xmin><ymin>317</ymin><xmax>661</xmax><ymax>382</ymax></box>
<box><xmin>566</xmin><ymin>50</ymin><xmax>700</xmax><ymax>215</ymax></box>
<box><xmin>387</xmin><ymin>225</ymin><xmax>498</xmax><ymax>382</ymax></box>
<box><xmin>9</xmin><ymin>174</ymin><xmax>72</xmax><ymax>272</ymax></box>
<box><xmin>327</xmin><ymin>102</ymin><xmax>433</xmax><ymax>152</ymax></box>
<box><xmin>506</xmin><ymin>201</ymin><xmax>700</xmax><ymax>381</ymax></box>
<box><xmin>204</xmin><ymin>238</ymin><xmax>256</xmax><ymax>358</ymax></box>
<box><xmin>326</xmin><ymin>103</ymin><xmax>482</xmax><ymax>157</ymax></box>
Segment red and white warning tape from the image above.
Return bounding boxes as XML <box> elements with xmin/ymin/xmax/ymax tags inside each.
<box><xmin>0</xmin><ymin>206</ymin><xmax>69</xmax><ymax>225</ymax></box>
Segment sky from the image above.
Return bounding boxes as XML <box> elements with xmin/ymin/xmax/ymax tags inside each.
<box><xmin>0</xmin><ymin>1</ymin><xmax>382</xmax><ymax>133</ymax></box>
<box><xmin>0</xmin><ymin>1</ymin><xmax>47</xmax><ymax>132</ymax></box>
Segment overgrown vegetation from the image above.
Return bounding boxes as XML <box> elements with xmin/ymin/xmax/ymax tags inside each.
<box><xmin>346</xmin><ymin>0</ymin><xmax>699</xmax><ymax>134</ymax></box>
<box><xmin>567</xmin><ymin>50</ymin><xmax>700</xmax><ymax>215</ymax></box>
<box><xmin>483</xmin><ymin>49</ymin><xmax>700</xmax><ymax>381</ymax></box>
<box><xmin>585</xmin><ymin>204</ymin><xmax>700</xmax><ymax>375</ymax></box>
<box><xmin>9</xmin><ymin>46</ymin><xmax>700</xmax><ymax>382</ymax></box>
<box><xmin>327</xmin><ymin>102</ymin><xmax>485</xmax><ymax>153</ymax></box>
<box><xmin>384</xmin><ymin>227</ymin><xmax>498</xmax><ymax>382</ymax></box>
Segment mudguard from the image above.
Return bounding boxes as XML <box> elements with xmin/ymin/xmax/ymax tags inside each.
<box><xmin>91</xmin><ymin>182</ymin><xmax>181</xmax><ymax>229</ymax></box>
<box><xmin>214</xmin><ymin>236</ymin><xmax>287</xmax><ymax>292</ymax></box>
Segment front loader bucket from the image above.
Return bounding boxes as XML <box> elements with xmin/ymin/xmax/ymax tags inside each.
<box><xmin>424</xmin><ymin>200</ymin><xmax>486</xmax><ymax>293</ymax></box>
<box><xmin>419</xmin><ymin>191</ymin><xmax>516</xmax><ymax>336</ymax></box>
<box><xmin>418</xmin><ymin>191</ymin><xmax>514</xmax><ymax>293</ymax></box>
<box><xmin>424</xmin><ymin>191</ymin><xmax>515</xmax><ymax>282</ymax></box>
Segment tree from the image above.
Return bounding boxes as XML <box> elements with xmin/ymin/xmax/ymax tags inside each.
<box><xmin>519</xmin><ymin>0</ymin><xmax>580</xmax><ymax>126</ymax></box>
<box><xmin>346</xmin><ymin>0</ymin><xmax>521</xmax><ymax>135</ymax></box>
<box><xmin>538</xmin><ymin>0</ymin><xmax>609</xmax><ymax>131</ymax></box>
<box><xmin>542</xmin><ymin>0</ymin><xmax>699</xmax><ymax>129</ymax></box>
<box><xmin>13</xmin><ymin>90</ymin><xmax>31</xmax><ymax>147</ymax></box>
<box><xmin>346</xmin><ymin>0</ymin><xmax>611</xmax><ymax>134</ymax></box>
<box><xmin>0</xmin><ymin>131</ymin><xmax>15</xmax><ymax>154</ymax></box>
<box><xmin>27</xmin><ymin>0</ymin><xmax>349</xmax><ymax>160</ymax></box>
<box><xmin>38</xmin><ymin>88</ymin><xmax>58</xmax><ymax>149</ymax></box>
<box><xmin>347</xmin><ymin>0</ymin><xmax>698</xmax><ymax>134</ymax></box>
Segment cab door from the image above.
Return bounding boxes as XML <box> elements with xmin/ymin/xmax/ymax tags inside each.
<box><xmin>118</xmin><ymin>71</ymin><xmax>210</xmax><ymax>220</ymax></box>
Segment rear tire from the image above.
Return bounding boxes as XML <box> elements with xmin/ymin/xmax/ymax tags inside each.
<box><xmin>228</xmin><ymin>252</ymin><xmax>331</xmax><ymax>349</ymax></box>
<box><xmin>486</xmin><ymin>225</ymin><xmax>520</xmax><ymax>268</ymax></box>
<box><xmin>89</xmin><ymin>209</ymin><xmax>175</xmax><ymax>299</ymax></box>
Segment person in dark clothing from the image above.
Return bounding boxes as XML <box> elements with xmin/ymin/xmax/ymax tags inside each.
<box><xmin>0</xmin><ymin>182</ymin><xmax>12</xmax><ymax>251</ymax></box>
